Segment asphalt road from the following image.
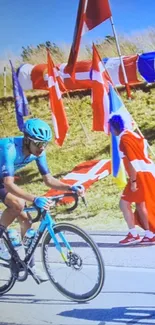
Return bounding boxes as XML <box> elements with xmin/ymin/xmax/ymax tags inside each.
<box><xmin>0</xmin><ymin>231</ymin><xmax>155</xmax><ymax>325</ymax></box>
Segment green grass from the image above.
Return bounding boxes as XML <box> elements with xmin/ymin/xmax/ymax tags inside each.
<box><xmin>0</xmin><ymin>87</ymin><xmax>155</xmax><ymax>230</ymax></box>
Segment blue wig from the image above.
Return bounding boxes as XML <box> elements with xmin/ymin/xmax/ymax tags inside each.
<box><xmin>109</xmin><ymin>114</ymin><xmax>125</xmax><ymax>133</ymax></box>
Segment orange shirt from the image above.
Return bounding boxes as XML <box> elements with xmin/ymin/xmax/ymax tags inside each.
<box><xmin>119</xmin><ymin>130</ymin><xmax>155</xmax><ymax>231</ymax></box>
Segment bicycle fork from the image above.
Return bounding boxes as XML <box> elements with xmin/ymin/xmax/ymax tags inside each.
<box><xmin>46</xmin><ymin>219</ymin><xmax>72</xmax><ymax>263</ymax></box>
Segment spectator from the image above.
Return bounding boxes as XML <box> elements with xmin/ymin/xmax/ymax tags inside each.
<box><xmin>109</xmin><ymin>114</ymin><xmax>155</xmax><ymax>245</ymax></box>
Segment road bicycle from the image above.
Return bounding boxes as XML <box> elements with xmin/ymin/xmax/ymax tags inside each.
<box><xmin>0</xmin><ymin>193</ymin><xmax>105</xmax><ymax>302</ymax></box>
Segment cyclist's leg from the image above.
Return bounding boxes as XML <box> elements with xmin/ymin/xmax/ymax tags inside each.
<box><xmin>0</xmin><ymin>192</ymin><xmax>47</xmax><ymax>280</ymax></box>
<box><xmin>1</xmin><ymin>192</ymin><xmax>36</xmax><ymax>264</ymax></box>
<box><xmin>0</xmin><ymin>191</ymin><xmax>32</xmax><ymax>257</ymax></box>
<box><xmin>1</xmin><ymin>192</ymin><xmax>29</xmax><ymax>231</ymax></box>
<box><xmin>0</xmin><ymin>189</ymin><xmax>21</xmax><ymax>236</ymax></box>
<box><xmin>0</xmin><ymin>189</ymin><xmax>26</xmax><ymax>258</ymax></box>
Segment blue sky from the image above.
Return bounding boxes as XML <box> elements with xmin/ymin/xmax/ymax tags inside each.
<box><xmin>0</xmin><ymin>0</ymin><xmax>155</xmax><ymax>58</ymax></box>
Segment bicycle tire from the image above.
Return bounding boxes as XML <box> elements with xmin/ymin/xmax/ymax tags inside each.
<box><xmin>41</xmin><ymin>223</ymin><xmax>105</xmax><ymax>302</ymax></box>
<box><xmin>0</xmin><ymin>238</ymin><xmax>16</xmax><ymax>296</ymax></box>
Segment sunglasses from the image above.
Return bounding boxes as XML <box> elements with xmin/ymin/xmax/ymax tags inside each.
<box><xmin>28</xmin><ymin>137</ymin><xmax>48</xmax><ymax>149</ymax></box>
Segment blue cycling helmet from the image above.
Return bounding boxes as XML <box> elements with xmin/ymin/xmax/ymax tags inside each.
<box><xmin>23</xmin><ymin>118</ymin><xmax>52</xmax><ymax>142</ymax></box>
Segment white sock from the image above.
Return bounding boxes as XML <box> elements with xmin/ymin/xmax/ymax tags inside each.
<box><xmin>145</xmin><ymin>230</ymin><xmax>154</xmax><ymax>238</ymax></box>
<box><xmin>129</xmin><ymin>228</ymin><xmax>137</xmax><ymax>236</ymax></box>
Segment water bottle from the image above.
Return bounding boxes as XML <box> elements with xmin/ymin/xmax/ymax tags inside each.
<box><xmin>8</xmin><ymin>229</ymin><xmax>21</xmax><ymax>248</ymax></box>
<box><xmin>23</xmin><ymin>229</ymin><xmax>36</xmax><ymax>249</ymax></box>
<box><xmin>7</xmin><ymin>229</ymin><xmax>25</xmax><ymax>259</ymax></box>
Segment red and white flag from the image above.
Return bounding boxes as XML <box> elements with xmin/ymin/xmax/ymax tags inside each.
<box><xmin>65</xmin><ymin>0</ymin><xmax>112</xmax><ymax>77</ymax></box>
<box><xmin>47</xmin><ymin>49</ymin><xmax>69</xmax><ymax>146</ymax></box>
<box><xmin>91</xmin><ymin>44</ymin><xmax>112</xmax><ymax>134</ymax></box>
<box><xmin>45</xmin><ymin>159</ymin><xmax>111</xmax><ymax>203</ymax></box>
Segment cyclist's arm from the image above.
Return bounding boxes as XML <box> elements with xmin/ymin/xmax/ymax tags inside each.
<box><xmin>36</xmin><ymin>152</ymin><xmax>71</xmax><ymax>191</ymax></box>
<box><xmin>1</xmin><ymin>140</ymin><xmax>36</xmax><ymax>202</ymax></box>
<box><xmin>42</xmin><ymin>173</ymin><xmax>71</xmax><ymax>191</ymax></box>
<box><xmin>36</xmin><ymin>152</ymin><xmax>84</xmax><ymax>194</ymax></box>
<box><xmin>3</xmin><ymin>176</ymin><xmax>36</xmax><ymax>202</ymax></box>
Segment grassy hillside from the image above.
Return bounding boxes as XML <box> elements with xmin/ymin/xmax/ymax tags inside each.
<box><xmin>1</xmin><ymin>27</ymin><xmax>155</xmax><ymax>98</ymax></box>
<box><xmin>1</xmin><ymin>28</ymin><xmax>155</xmax><ymax>230</ymax></box>
<box><xmin>0</xmin><ymin>86</ymin><xmax>155</xmax><ymax>230</ymax></box>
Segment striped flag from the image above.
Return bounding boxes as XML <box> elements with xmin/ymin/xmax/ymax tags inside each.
<box><xmin>65</xmin><ymin>0</ymin><xmax>112</xmax><ymax>77</ymax></box>
<box><xmin>91</xmin><ymin>44</ymin><xmax>112</xmax><ymax>133</ymax></box>
<box><xmin>47</xmin><ymin>49</ymin><xmax>69</xmax><ymax>146</ymax></box>
<box><xmin>109</xmin><ymin>84</ymin><xmax>132</xmax><ymax>187</ymax></box>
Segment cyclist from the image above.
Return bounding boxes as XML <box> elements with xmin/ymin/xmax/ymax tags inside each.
<box><xmin>0</xmin><ymin>118</ymin><xmax>84</xmax><ymax>281</ymax></box>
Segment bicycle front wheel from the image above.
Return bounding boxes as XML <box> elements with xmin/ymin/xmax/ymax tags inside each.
<box><xmin>0</xmin><ymin>239</ymin><xmax>16</xmax><ymax>295</ymax></box>
<box><xmin>41</xmin><ymin>223</ymin><xmax>105</xmax><ymax>302</ymax></box>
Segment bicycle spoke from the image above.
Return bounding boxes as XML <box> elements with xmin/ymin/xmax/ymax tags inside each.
<box><xmin>42</xmin><ymin>223</ymin><xmax>105</xmax><ymax>302</ymax></box>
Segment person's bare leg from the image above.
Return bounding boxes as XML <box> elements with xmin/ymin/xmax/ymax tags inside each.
<box><xmin>0</xmin><ymin>193</ymin><xmax>35</xmax><ymax>266</ymax></box>
<box><xmin>136</xmin><ymin>202</ymin><xmax>155</xmax><ymax>240</ymax></box>
<box><xmin>0</xmin><ymin>193</ymin><xmax>31</xmax><ymax>237</ymax></box>
<box><xmin>136</xmin><ymin>202</ymin><xmax>149</xmax><ymax>230</ymax></box>
<box><xmin>17</xmin><ymin>213</ymin><xmax>32</xmax><ymax>239</ymax></box>
<box><xmin>0</xmin><ymin>193</ymin><xmax>47</xmax><ymax>280</ymax></box>
<box><xmin>119</xmin><ymin>199</ymin><xmax>141</xmax><ymax>244</ymax></box>
<box><xmin>119</xmin><ymin>199</ymin><xmax>135</xmax><ymax>229</ymax></box>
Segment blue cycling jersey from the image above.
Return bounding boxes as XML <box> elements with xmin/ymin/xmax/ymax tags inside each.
<box><xmin>0</xmin><ymin>136</ymin><xmax>50</xmax><ymax>179</ymax></box>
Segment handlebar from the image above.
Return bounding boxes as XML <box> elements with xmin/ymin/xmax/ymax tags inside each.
<box><xmin>28</xmin><ymin>192</ymin><xmax>87</xmax><ymax>224</ymax></box>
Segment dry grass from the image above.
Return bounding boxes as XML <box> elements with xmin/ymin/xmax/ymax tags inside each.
<box><xmin>1</xmin><ymin>27</ymin><xmax>155</xmax><ymax>97</ymax></box>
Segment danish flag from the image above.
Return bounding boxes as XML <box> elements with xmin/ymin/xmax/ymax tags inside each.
<box><xmin>45</xmin><ymin>159</ymin><xmax>111</xmax><ymax>203</ymax></box>
<box><xmin>65</xmin><ymin>0</ymin><xmax>112</xmax><ymax>77</ymax></box>
<box><xmin>91</xmin><ymin>44</ymin><xmax>112</xmax><ymax>134</ymax></box>
<box><xmin>47</xmin><ymin>49</ymin><xmax>69</xmax><ymax>146</ymax></box>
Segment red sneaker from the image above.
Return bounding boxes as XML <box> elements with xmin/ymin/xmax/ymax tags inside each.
<box><xmin>140</xmin><ymin>235</ymin><xmax>155</xmax><ymax>244</ymax></box>
<box><xmin>119</xmin><ymin>232</ymin><xmax>141</xmax><ymax>245</ymax></box>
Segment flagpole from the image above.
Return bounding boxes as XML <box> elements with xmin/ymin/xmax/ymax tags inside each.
<box><xmin>65</xmin><ymin>91</ymin><xmax>91</xmax><ymax>143</ymax></box>
<box><xmin>3</xmin><ymin>66</ymin><xmax>6</xmax><ymax>97</ymax></box>
<box><xmin>109</xmin><ymin>16</ymin><xmax>131</xmax><ymax>100</ymax></box>
<box><xmin>47</xmin><ymin>47</ymin><xmax>90</xmax><ymax>145</ymax></box>
<box><xmin>134</xmin><ymin>122</ymin><xmax>155</xmax><ymax>158</ymax></box>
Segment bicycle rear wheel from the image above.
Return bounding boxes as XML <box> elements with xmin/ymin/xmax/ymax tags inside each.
<box><xmin>41</xmin><ymin>223</ymin><xmax>105</xmax><ymax>302</ymax></box>
<box><xmin>0</xmin><ymin>239</ymin><xmax>16</xmax><ymax>295</ymax></box>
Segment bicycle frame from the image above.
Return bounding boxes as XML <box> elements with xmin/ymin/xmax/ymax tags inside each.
<box><xmin>1</xmin><ymin>192</ymin><xmax>80</xmax><ymax>275</ymax></box>
<box><xmin>4</xmin><ymin>206</ymin><xmax>72</xmax><ymax>267</ymax></box>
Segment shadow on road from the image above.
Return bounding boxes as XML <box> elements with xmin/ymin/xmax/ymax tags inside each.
<box><xmin>59</xmin><ymin>306</ymin><xmax>155</xmax><ymax>324</ymax></box>
<box><xmin>96</xmin><ymin>242</ymin><xmax>155</xmax><ymax>249</ymax></box>
<box><xmin>0</xmin><ymin>323</ymin><xmax>33</xmax><ymax>325</ymax></box>
<box><xmin>0</xmin><ymin>323</ymin><xmax>31</xmax><ymax>325</ymax></box>
<box><xmin>0</xmin><ymin>293</ymin><xmax>80</xmax><ymax>306</ymax></box>
<box><xmin>102</xmin><ymin>290</ymin><xmax>155</xmax><ymax>296</ymax></box>
<box><xmin>37</xmin><ymin>241</ymin><xmax>154</xmax><ymax>249</ymax></box>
